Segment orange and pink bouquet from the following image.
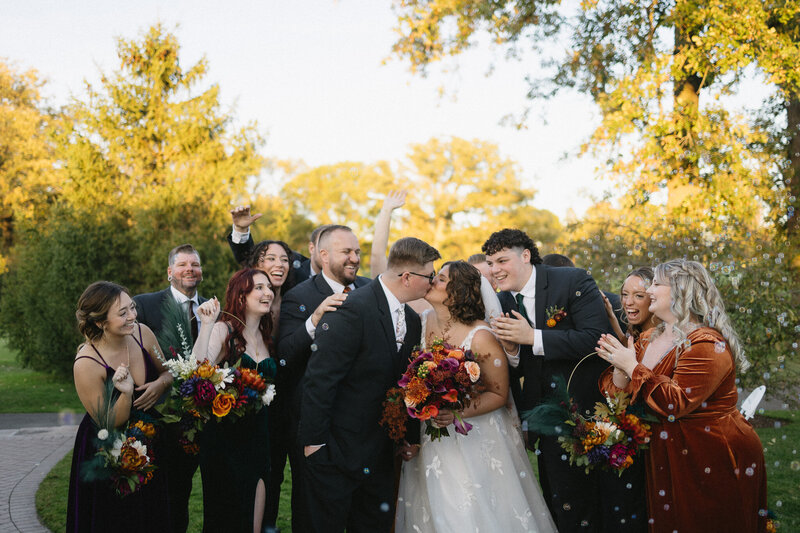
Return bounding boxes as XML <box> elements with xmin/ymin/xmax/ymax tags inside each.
<box><xmin>381</xmin><ymin>339</ymin><xmax>482</xmax><ymax>441</ymax></box>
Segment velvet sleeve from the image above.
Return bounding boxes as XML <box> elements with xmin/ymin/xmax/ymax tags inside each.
<box><xmin>627</xmin><ymin>331</ymin><xmax>734</xmax><ymax>419</ymax></box>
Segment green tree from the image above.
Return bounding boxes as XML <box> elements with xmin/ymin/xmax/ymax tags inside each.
<box><xmin>0</xmin><ymin>60</ymin><xmax>56</xmax><ymax>273</ymax></box>
<box><xmin>0</xmin><ymin>25</ymin><xmax>265</xmax><ymax>375</ymax></box>
<box><xmin>397</xmin><ymin>136</ymin><xmax>538</xmax><ymax>260</ymax></box>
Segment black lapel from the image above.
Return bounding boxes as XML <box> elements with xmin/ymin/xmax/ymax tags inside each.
<box><xmin>534</xmin><ymin>264</ymin><xmax>548</xmax><ymax>328</ymax></box>
<box><xmin>370</xmin><ymin>281</ymin><xmax>396</xmax><ymax>351</ymax></box>
<box><xmin>313</xmin><ymin>273</ymin><xmax>335</xmax><ymax>296</ymax></box>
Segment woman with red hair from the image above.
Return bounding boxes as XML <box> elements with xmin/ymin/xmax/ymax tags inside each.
<box><xmin>193</xmin><ymin>268</ymin><xmax>276</xmax><ymax>533</ymax></box>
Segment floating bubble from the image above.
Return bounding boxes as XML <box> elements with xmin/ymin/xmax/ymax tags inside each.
<box><xmin>626</xmin><ymin>483</ymin><xmax>632</xmax><ymax>489</ymax></box>
<box><xmin>667</xmin><ymin>415</ymin><xmax>675</xmax><ymax>422</ymax></box>
<box><xmin>776</xmin><ymin>500</ymin><xmax>783</xmax><ymax>508</ymax></box>
<box><xmin>519</xmin><ymin>471</ymin><xmax>527</xmax><ymax>478</ymax></box>
<box><xmin>685</xmin><ymin>387</ymin><xmax>692</xmax><ymax>394</ymax></box>
<box><xmin>704</xmin><ymin>426</ymin><xmax>710</xmax><ymax>432</ymax></box>
<box><xmin>659</xmin><ymin>431</ymin><xmax>668</xmax><ymax>440</ymax></box>
<box><xmin>581</xmin><ymin>520</ymin><xmax>589</xmax><ymax>526</ymax></box>
<box><xmin>279</xmin><ymin>359</ymin><xmax>286</xmax><ymax>367</ymax></box>
<box><xmin>534</xmin><ymin>449</ymin><xmax>542</xmax><ymax>456</ymax></box>
<box><xmin>773</xmin><ymin>461</ymin><xmax>780</xmax><ymax>467</ymax></box>
<box><xmin>704</xmin><ymin>467</ymin><xmax>711</xmax><ymax>474</ymax></box>
<box><xmin>774</xmin><ymin>421</ymin><xmax>782</xmax><ymax>429</ymax></box>
<box><xmin>380</xmin><ymin>502</ymin><xmax>390</xmax><ymax>512</ymax></box>
<box><xmin>714</xmin><ymin>341</ymin><xmax>726</xmax><ymax>353</ymax></box>
<box><xmin>575</xmin><ymin>291</ymin><xmax>581</xmax><ymax>297</ymax></box>
<box><xmin>363</xmin><ymin>467</ymin><xmax>370</xmax><ymax>475</ymax></box>
<box><xmin>790</xmin><ymin>461</ymin><xmax>800</xmax><ymax>471</ymax></box>
<box><xmin>663</xmin><ymin>504</ymin><xmax>670</xmax><ymax>511</ymax></box>
<box><xmin>745</xmin><ymin>467</ymin><xmax>754</xmax><ymax>476</ymax></box>
<box><xmin>562</xmin><ymin>503</ymin><xmax>571</xmax><ymax>511</ymax></box>
<box><xmin>299</xmin><ymin>304</ymin><xmax>306</xmax><ymax>312</ymax></box>
<box><xmin>310</xmin><ymin>343</ymin><xmax>318</xmax><ymax>352</ymax></box>
<box><xmin>658</xmin><ymin>489</ymin><xmax>665</xmax><ymax>497</ymax></box>
<box><xmin>293</xmin><ymin>260</ymin><xmax>302</xmax><ymax>269</ymax></box>
<box><xmin>561</xmin><ymin>454</ymin><xmax>568</xmax><ymax>461</ymax></box>
<box><xmin>667</xmin><ymin>403</ymin><xmax>674</xmax><ymax>410</ymax></box>
<box><xmin>493</xmin><ymin>358</ymin><xmax>501</xmax><ymax>367</ymax></box>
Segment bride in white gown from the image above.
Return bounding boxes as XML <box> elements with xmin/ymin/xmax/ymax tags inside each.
<box><xmin>395</xmin><ymin>261</ymin><xmax>556</xmax><ymax>533</ymax></box>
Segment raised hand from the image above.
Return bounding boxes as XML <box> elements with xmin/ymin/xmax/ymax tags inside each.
<box><xmin>382</xmin><ymin>189</ymin><xmax>407</xmax><ymax>211</ymax></box>
<box><xmin>230</xmin><ymin>205</ymin><xmax>263</xmax><ymax>233</ymax></box>
<box><xmin>112</xmin><ymin>363</ymin><xmax>134</xmax><ymax>396</ymax></box>
<box><xmin>197</xmin><ymin>297</ymin><xmax>221</xmax><ymax>327</ymax></box>
<box><xmin>310</xmin><ymin>293</ymin><xmax>348</xmax><ymax>327</ymax></box>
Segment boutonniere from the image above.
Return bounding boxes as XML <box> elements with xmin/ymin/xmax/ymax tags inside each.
<box><xmin>545</xmin><ymin>306</ymin><xmax>567</xmax><ymax>327</ymax></box>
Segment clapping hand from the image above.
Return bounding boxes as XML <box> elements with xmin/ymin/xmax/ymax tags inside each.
<box><xmin>230</xmin><ymin>205</ymin><xmax>262</xmax><ymax>233</ymax></box>
<box><xmin>112</xmin><ymin>363</ymin><xmax>134</xmax><ymax>396</ymax></box>
<box><xmin>596</xmin><ymin>333</ymin><xmax>637</xmax><ymax>375</ymax></box>
<box><xmin>492</xmin><ymin>311</ymin><xmax>535</xmax><ymax>346</ymax></box>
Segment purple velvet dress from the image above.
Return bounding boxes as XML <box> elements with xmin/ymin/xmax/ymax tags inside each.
<box><xmin>66</xmin><ymin>329</ymin><xmax>171</xmax><ymax>533</ymax></box>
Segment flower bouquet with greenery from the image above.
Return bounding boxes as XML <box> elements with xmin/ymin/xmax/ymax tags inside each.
<box><xmin>522</xmin><ymin>372</ymin><xmax>657</xmax><ymax>475</ymax></box>
<box><xmin>154</xmin><ymin>298</ymin><xmax>275</xmax><ymax>453</ymax></box>
<box><xmin>381</xmin><ymin>339</ymin><xmax>482</xmax><ymax>442</ymax></box>
<box><xmin>81</xmin><ymin>380</ymin><xmax>159</xmax><ymax>497</ymax></box>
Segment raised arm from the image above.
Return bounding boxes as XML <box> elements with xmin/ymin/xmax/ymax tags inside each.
<box><xmin>370</xmin><ymin>190</ymin><xmax>406</xmax><ymax>278</ymax></box>
<box><xmin>192</xmin><ymin>298</ymin><xmax>226</xmax><ymax>364</ymax></box>
<box><xmin>227</xmin><ymin>205</ymin><xmax>260</xmax><ymax>265</ymax></box>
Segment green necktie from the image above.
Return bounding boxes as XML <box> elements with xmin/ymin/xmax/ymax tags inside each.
<box><xmin>515</xmin><ymin>293</ymin><xmax>530</xmax><ymax>324</ymax></box>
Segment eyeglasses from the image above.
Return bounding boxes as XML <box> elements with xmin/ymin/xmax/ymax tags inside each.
<box><xmin>400</xmin><ymin>271</ymin><xmax>435</xmax><ymax>284</ymax></box>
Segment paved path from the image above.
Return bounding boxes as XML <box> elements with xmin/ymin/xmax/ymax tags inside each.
<box><xmin>0</xmin><ymin>414</ymin><xmax>79</xmax><ymax>533</ymax></box>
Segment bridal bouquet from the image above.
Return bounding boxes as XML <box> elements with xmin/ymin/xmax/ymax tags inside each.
<box><xmin>157</xmin><ymin>348</ymin><xmax>276</xmax><ymax>453</ymax></box>
<box><xmin>522</xmin><ymin>377</ymin><xmax>656</xmax><ymax>475</ymax></box>
<box><xmin>381</xmin><ymin>339</ymin><xmax>482</xmax><ymax>442</ymax></box>
<box><xmin>81</xmin><ymin>382</ymin><xmax>159</xmax><ymax>497</ymax></box>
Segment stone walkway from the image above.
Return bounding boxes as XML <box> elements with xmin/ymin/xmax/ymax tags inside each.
<box><xmin>0</xmin><ymin>414</ymin><xmax>79</xmax><ymax>533</ymax></box>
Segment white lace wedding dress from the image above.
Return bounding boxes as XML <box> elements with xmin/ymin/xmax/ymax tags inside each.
<box><xmin>395</xmin><ymin>313</ymin><xmax>557</xmax><ymax>533</ymax></box>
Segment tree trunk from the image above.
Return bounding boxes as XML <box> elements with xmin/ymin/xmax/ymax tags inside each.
<box><xmin>667</xmin><ymin>23</ymin><xmax>702</xmax><ymax>211</ymax></box>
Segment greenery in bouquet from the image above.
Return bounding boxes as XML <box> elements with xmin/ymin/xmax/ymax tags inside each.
<box><xmin>81</xmin><ymin>380</ymin><xmax>159</xmax><ymax>497</ymax></box>
<box><xmin>381</xmin><ymin>338</ymin><xmax>482</xmax><ymax>442</ymax></box>
<box><xmin>522</xmin><ymin>375</ymin><xmax>657</xmax><ymax>475</ymax></box>
<box><xmin>154</xmin><ymin>298</ymin><xmax>275</xmax><ymax>453</ymax></box>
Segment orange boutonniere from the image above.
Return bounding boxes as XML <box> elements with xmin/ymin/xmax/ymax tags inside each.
<box><xmin>545</xmin><ymin>306</ymin><xmax>567</xmax><ymax>327</ymax></box>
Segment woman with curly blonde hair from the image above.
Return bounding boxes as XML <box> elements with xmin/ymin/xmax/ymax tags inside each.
<box><xmin>596</xmin><ymin>259</ymin><xmax>766</xmax><ymax>532</ymax></box>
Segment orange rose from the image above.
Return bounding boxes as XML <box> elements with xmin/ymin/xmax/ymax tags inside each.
<box><xmin>448</xmin><ymin>349</ymin><xmax>465</xmax><ymax>361</ymax></box>
<box><xmin>546</xmin><ymin>318</ymin><xmax>557</xmax><ymax>327</ymax></box>
<box><xmin>212</xmin><ymin>393</ymin><xmax>235</xmax><ymax>418</ymax></box>
<box><xmin>464</xmin><ymin>361</ymin><xmax>481</xmax><ymax>383</ymax></box>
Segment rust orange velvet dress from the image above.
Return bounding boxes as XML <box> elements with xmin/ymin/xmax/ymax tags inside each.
<box><xmin>599</xmin><ymin>327</ymin><xmax>766</xmax><ymax>533</ymax></box>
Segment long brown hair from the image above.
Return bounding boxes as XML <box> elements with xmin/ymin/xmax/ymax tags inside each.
<box><xmin>221</xmin><ymin>269</ymin><xmax>273</xmax><ymax>365</ymax></box>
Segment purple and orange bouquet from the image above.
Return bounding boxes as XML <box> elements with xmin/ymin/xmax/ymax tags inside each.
<box><xmin>523</xmin><ymin>376</ymin><xmax>655</xmax><ymax>475</ymax></box>
<box><xmin>381</xmin><ymin>339</ymin><xmax>482</xmax><ymax>442</ymax></box>
<box><xmin>82</xmin><ymin>382</ymin><xmax>160</xmax><ymax>497</ymax></box>
<box><xmin>158</xmin><ymin>350</ymin><xmax>276</xmax><ymax>453</ymax></box>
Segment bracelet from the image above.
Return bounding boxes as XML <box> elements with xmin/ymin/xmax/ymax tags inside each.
<box><xmin>502</xmin><ymin>344</ymin><xmax>521</xmax><ymax>357</ymax></box>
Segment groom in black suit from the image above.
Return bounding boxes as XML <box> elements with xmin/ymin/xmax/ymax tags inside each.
<box><xmin>299</xmin><ymin>237</ymin><xmax>441</xmax><ymax>533</ymax></box>
<box><xmin>485</xmin><ymin>229</ymin><xmax>644</xmax><ymax>533</ymax></box>
<box><xmin>133</xmin><ymin>243</ymin><xmax>206</xmax><ymax>533</ymax></box>
<box><xmin>277</xmin><ymin>225</ymin><xmax>371</xmax><ymax>533</ymax></box>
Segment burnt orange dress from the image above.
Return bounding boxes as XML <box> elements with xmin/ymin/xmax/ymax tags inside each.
<box><xmin>599</xmin><ymin>327</ymin><xmax>767</xmax><ymax>533</ymax></box>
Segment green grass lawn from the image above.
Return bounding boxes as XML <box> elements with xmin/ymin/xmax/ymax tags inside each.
<box><xmin>37</xmin><ymin>412</ymin><xmax>797</xmax><ymax>532</ymax></box>
<box><xmin>0</xmin><ymin>339</ymin><xmax>84</xmax><ymax>413</ymax></box>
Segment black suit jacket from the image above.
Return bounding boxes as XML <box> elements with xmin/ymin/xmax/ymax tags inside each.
<box><xmin>226</xmin><ymin>232</ymin><xmax>310</xmax><ymax>284</ymax></box>
<box><xmin>298</xmin><ymin>280</ymin><xmax>421</xmax><ymax>473</ymax></box>
<box><xmin>133</xmin><ymin>288</ymin><xmax>207</xmax><ymax>346</ymax></box>
<box><xmin>277</xmin><ymin>273</ymin><xmax>372</xmax><ymax>411</ymax></box>
<box><xmin>499</xmin><ymin>264</ymin><xmax>611</xmax><ymax>415</ymax></box>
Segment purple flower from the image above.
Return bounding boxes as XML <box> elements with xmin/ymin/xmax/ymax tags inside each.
<box><xmin>179</xmin><ymin>377</ymin><xmax>199</xmax><ymax>397</ymax></box>
<box><xmin>194</xmin><ymin>380</ymin><xmax>216</xmax><ymax>405</ymax></box>
<box><xmin>453</xmin><ymin>417</ymin><xmax>473</xmax><ymax>436</ymax></box>
<box><xmin>608</xmin><ymin>443</ymin><xmax>631</xmax><ymax>468</ymax></box>
<box><xmin>398</xmin><ymin>373</ymin><xmax>411</xmax><ymax>387</ymax></box>
<box><xmin>586</xmin><ymin>445</ymin><xmax>610</xmax><ymax>465</ymax></box>
<box><xmin>438</xmin><ymin>358</ymin><xmax>459</xmax><ymax>373</ymax></box>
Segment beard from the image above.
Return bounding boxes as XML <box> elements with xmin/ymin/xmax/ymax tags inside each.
<box><xmin>330</xmin><ymin>260</ymin><xmax>358</xmax><ymax>284</ymax></box>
